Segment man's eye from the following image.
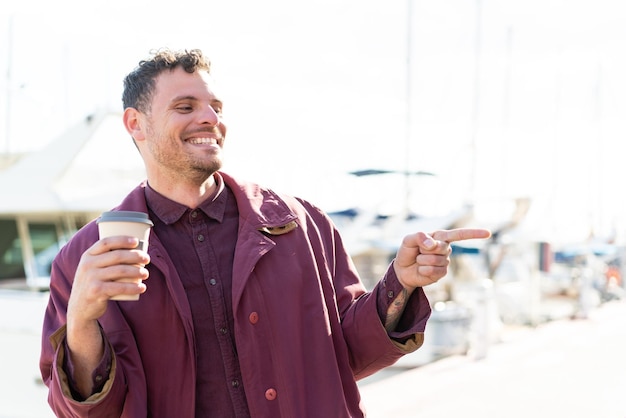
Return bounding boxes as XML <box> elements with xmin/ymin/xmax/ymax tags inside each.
<box><xmin>176</xmin><ymin>105</ymin><xmax>193</xmax><ymax>112</ymax></box>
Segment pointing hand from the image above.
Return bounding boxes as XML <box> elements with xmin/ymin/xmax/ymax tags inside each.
<box><xmin>393</xmin><ymin>228</ymin><xmax>491</xmax><ymax>290</ymax></box>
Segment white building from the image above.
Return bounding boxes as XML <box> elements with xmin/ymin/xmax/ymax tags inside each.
<box><xmin>0</xmin><ymin>111</ymin><xmax>145</xmax><ymax>289</ymax></box>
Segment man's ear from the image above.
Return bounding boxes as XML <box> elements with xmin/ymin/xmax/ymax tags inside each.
<box><xmin>123</xmin><ymin>107</ymin><xmax>145</xmax><ymax>142</ymax></box>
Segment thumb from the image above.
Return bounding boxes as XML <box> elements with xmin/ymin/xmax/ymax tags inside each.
<box><xmin>399</xmin><ymin>232</ymin><xmax>436</xmax><ymax>255</ymax></box>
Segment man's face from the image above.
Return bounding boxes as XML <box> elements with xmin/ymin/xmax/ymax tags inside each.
<box><xmin>139</xmin><ymin>67</ymin><xmax>227</xmax><ymax>184</ymax></box>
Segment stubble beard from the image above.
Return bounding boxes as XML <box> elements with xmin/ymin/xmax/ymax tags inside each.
<box><xmin>148</xmin><ymin>129</ymin><xmax>223</xmax><ymax>185</ymax></box>
<box><xmin>187</xmin><ymin>157</ymin><xmax>222</xmax><ymax>184</ymax></box>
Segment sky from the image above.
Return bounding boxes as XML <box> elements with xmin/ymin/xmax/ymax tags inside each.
<box><xmin>2</xmin><ymin>0</ymin><xmax>626</xmax><ymax>245</ymax></box>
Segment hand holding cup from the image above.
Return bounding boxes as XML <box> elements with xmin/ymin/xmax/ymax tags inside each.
<box><xmin>96</xmin><ymin>211</ymin><xmax>154</xmax><ymax>301</ymax></box>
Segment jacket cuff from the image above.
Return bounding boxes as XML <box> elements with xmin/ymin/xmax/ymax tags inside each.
<box><xmin>50</xmin><ymin>324</ymin><xmax>116</xmax><ymax>404</ymax></box>
<box><xmin>390</xmin><ymin>332</ymin><xmax>424</xmax><ymax>353</ymax></box>
<box><xmin>376</xmin><ymin>262</ymin><xmax>432</xmax><ymax>345</ymax></box>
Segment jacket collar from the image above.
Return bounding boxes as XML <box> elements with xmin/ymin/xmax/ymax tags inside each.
<box><xmin>219</xmin><ymin>171</ymin><xmax>299</xmax><ymax>234</ymax></box>
<box><xmin>115</xmin><ymin>173</ymin><xmax>299</xmax><ymax>235</ymax></box>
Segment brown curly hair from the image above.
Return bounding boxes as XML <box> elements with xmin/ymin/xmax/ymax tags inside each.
<box><xmin>122</xmin><ymin>48</ymin><xmax>212</xmax><ymax>113</ymax></box>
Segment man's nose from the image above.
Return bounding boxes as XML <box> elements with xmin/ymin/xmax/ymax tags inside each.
<box><xmin>200</xmin><ymin>106</ymin><xmax>220</xmax><ymax>126</ymax></box>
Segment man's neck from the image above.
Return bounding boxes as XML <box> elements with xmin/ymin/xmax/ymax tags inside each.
<box><xmin>147</xmin><ymin>173</ymin><xmax>218</xmax><ymax>209</ymax></box>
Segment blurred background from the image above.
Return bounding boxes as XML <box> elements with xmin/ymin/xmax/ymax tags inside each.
<box><xmin>2</xmin><ymin>0</ymin><xmax>626</xmax><ymax>232</ymax></box>
<box><xmin>1</xmin><ymin>1</ymin><xmax>626</xmax><ymax>417</ymax></box>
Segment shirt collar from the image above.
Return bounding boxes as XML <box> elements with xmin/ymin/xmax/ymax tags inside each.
<box><xmin>145</xmin><ymin>173</ymin><xmax>227</xmax><ymax>225</ymax></box>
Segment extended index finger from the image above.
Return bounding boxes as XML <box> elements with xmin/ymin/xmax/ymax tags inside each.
<box><xmin>432</xmin><ymin>228</ymin><xmax>491</xmax><ymax>243</ymax></box>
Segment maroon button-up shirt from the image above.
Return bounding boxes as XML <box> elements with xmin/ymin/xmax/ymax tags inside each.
<box><xmin>145</xmin><ymin>175</ymin><xmax>249</xmax><ymax>417</ymax></box>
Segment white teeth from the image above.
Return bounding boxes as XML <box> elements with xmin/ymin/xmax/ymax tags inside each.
<box><xmin>187</xmin><ymin>137</ymin><xmax>217</xmax><ymax>145</ymax></box>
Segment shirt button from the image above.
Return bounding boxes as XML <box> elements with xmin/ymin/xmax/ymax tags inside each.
<box><xmin>387</xmin><ymin>290</ymin><xmax>394</xmax><ymax>299</ymax></box>
<box><xmin>95</xmin><ymin>375</ymin><xmax>103</xmax><ymax>382</ymax></box>
<box><xmin>220</xmin><ymin>327</ymin><xmax>228</xmax><ymax>335</ymax></box>
<box><xmin>209</xmin><ymin>279</ymin><xmax>217</xmax><ymax>285</ymax></box>
<box><xmin>249</xmin><ymin>312</ymin><xmax>259</xmax><ymax>324</ymax></box>
<box><xmin>191</xmin><ymin>211</ymin><xmax>198</xmax><ymax>218</ymax></box>
<box><xmin>232</xmin><ymin>380</ymin><xmax>240</xmax><ymax>388</ymax></box>
<box><xmin>197</xmin><ymin>234</ymin><xmax>205</xmax><ymax>242</ymax></box>
<box><xmin>265</xmin><ymin>388</ymin><xmax>277</xmax><ymax>401</ymax></box>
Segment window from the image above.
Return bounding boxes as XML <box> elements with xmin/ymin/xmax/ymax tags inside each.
<box><xmin>29</xmin><ymin>222</ymin><xmax>60</xmax><ymax>278</ymax></box>
<box><xmin>0</xmin><ymin>219</ymin><xmax>25</xmax><ymax>280</ymax></box>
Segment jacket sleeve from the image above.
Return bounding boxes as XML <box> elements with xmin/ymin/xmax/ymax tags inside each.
<box><xmin>301</xmin><ymin>201</ymin><xmax>432</xmax><ymax>379</ymax></box>
<box><xmin>39</xmin><ymin>227</ymin><xmax>134</xmax><ymax>418</ymax></box>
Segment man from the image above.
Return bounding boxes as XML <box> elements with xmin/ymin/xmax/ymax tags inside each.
<box><xmin>40</xmin><ymin>48</ymin><xmax>490</xmax><ymax>417</ymax></box>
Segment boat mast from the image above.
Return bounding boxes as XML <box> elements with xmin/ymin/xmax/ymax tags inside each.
<box><xmin>404</xmin><ymin>0</ymin><xmax>414</xmax><ymax>218</ymax></box>
<box><xmin>4</xmin><ymin>15</ymin><xmax>13</xmax><ymax>156</ymax></box>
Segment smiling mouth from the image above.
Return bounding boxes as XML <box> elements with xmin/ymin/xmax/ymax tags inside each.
<box><xmin>186</xmin><ymin>137</ymin><xmax>219</xmax><ymax>145</ymax></box>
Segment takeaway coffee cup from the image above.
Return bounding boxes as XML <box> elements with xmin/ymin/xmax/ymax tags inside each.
<box><xmin>97</xmin><ymin>211</ymin><xmax>154</xmax><ymax>301</ymax></box>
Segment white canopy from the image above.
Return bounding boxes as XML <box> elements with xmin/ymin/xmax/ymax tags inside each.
<box><xmin>0</xmin><ymin>111</ymin><xmax>146</xmax><ymax>216</ymax></box>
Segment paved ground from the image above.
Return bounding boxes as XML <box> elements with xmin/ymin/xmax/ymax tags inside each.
<box><xmin>359</xmin><ymin>299</ymin><xmax>626</xmax><ymax>418</ymax></box>
<box><xmin>0</xmin><ymin>289</ymin><xmax>53</xmax><ymax>418</ymax></box>
<box><xmin>1</xmin><ymin>287</ymin><xmax>624</xmax><ymax>418</ymax></box>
